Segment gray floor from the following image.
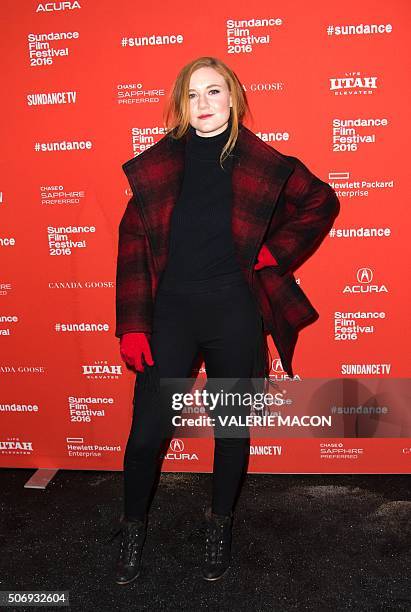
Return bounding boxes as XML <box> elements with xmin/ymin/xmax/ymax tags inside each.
<box><xmin>1</xmin><ymin>469</ymin><xmax>410</xmax><ymax>611</ymax></box>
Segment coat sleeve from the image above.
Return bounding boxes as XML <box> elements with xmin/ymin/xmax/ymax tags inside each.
<box><xmin>115</xmin><ymin>196</ymin><xmax>153</xmax><ymax>337</ymax></box>
<box><xmin>264</xmin><ymin>157</ymin><xmax>340</xmax><ymax>276</ymax></box>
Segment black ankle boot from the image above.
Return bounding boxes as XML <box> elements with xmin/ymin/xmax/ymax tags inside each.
<box><xmin>202</xmin><ymin>506</ymin><xmax>233</xmax><ymax>581</ymax></box>
<box><xmin>112</xmin><ymin>515</ymin><xmax>147</xmax><ymax>585</ymax></box>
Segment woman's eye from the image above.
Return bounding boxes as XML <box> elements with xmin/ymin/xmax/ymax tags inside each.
<box><xmin>188</xmin><ymin>89</ymin><xmax>220</xmax><ymax>99</ymax></box>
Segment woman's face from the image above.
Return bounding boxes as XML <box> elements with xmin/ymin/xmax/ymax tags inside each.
<box><xmin>188</xmin><ymin>67</ymin><xmax>232</xmax><ymax>137</ymax></box>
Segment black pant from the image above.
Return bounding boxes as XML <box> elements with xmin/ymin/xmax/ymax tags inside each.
<box><xmin>123</xmin><ymin>276</ymin><xmax>264</xmax><ymax>520</ymax></box>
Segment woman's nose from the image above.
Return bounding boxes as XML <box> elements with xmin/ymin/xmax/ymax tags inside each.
<box><xmin>198</xmin><ymin>96</ymin><xmax>210</xmax><ymax>110</ymax></box>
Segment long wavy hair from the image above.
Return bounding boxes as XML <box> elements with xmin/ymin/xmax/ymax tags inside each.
<box><xmin>163</xmin><ymin>56</ymin><xmax>252</xmax><ymax>168</ymax></box>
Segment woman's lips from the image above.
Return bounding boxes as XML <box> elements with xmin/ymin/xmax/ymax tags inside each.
<box><xmin>198</xmin><ymin>114</ymin><xmax>213</xmax><ymax>119</ymax></box>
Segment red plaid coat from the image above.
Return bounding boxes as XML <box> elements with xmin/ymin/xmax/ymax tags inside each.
<box><xmin>115</xmin><ymin>123</ymin><xmax>340</xmax><ymax>377</ymax></box>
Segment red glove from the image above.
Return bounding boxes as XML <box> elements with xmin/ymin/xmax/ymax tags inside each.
<box><xmin>254</xmin><ymin>244</ymin><xmax>278</xmax><ymax>270</ymax></box>
<box><xmin>120</xmin><ymin>332</ymin><xmax>154</xmax><ymax>372</ymax></box>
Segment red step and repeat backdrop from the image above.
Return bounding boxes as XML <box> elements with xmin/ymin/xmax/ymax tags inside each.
<box><xmin>1</xmin><ymin>0</ymin><xmax>410</xmax><ymax>473</ymax></box>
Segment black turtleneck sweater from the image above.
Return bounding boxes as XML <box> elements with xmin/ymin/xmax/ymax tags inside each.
<box><xmin>158</xmin><ymin>121</ymin><xmax>245</xmax><ymax>293</ymax></box>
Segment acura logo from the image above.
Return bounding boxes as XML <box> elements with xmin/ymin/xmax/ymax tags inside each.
<box><xmin>170</xmin><ymin>439</ymin><xmax>184</xmax><ymax>452</ymax></box>
<box><xmin>356</xmin><ymin>267</ymin><xmax>373</xmax><ymax>283</ymax></box>
<box><xmin>270</xmin><ymin>358</ymin><xmax>284</xmax><ymax>374</ymax></box>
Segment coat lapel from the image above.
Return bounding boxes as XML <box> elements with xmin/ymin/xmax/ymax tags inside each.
<box><xmin>230</xmin><ymin>126</ymin><xmax>294</xmax><ymax>280</ymax></box>
<box><xmin>122</xmin><ymin>123</ymin><xmax>294</xmax><ymax>282</ymax></box>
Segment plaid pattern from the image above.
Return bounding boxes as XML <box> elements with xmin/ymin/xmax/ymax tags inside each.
<box><xmin>115</xmin><ymin>123</ymin><xmax>340</xmax><ymax>376</ymax></box>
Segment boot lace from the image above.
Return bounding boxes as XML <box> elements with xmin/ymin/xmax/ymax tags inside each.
<box><xmin>118</xmin><ymin>520</ymin><xmax>145</xmax><ymax>565</ymax></box>
<box><xmin>205</xmin><ymin>519</ymin><xmax>227</xmax><ymax>565</ymax></box>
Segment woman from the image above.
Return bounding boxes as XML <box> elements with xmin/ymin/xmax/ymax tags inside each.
<box><xmin>112</xmin><ymin>56</ymin><xmax>340</xmax><ymax>585</ymax></box>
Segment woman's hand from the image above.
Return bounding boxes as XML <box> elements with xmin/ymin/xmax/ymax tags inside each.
<box><xmin>254</xmin><ymin>244</ymin><xmax>278</xmax><ymax>270</ymax></box>
<box><xmin>120</xmin><ymin>332</ymin><xmax>154</xmax><ymax>372</ymax></box>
